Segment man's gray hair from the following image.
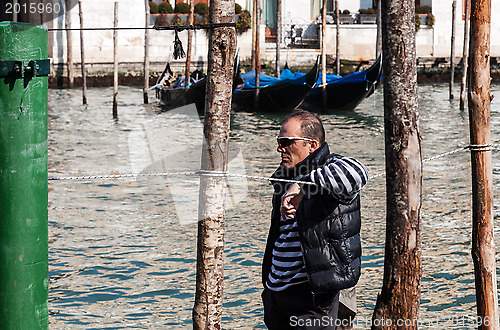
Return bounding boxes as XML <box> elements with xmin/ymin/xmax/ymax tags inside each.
<box><xmin>282</xmin><ymin>110</ymin><xmax>325</xmax><ymax>144</ymax></box>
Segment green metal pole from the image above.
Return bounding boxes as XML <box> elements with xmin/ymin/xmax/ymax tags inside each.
<box><xmin>0</xmin><ymin>22</ymin><xmax>49</xmax><ymax>329</ymax></box>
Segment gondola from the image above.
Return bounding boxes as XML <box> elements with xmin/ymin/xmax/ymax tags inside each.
<box><xmin>232</xmin><ymin>56</ymin><xmax>320</xmax><ymax>112</ymax></box>
<box><xmin>155</xmin><ymin>63</ymin><xmax>206</xmax><ymax>112</ymax></box>
<box><xmin>300</xmin><ymin>54</ymin><xmax>382</xmax><ymax>113</ymax></box>
<box><xmin>155</xmin><ymin>53</ymin><xmax>242</xmax><ymax>113</ymax></box>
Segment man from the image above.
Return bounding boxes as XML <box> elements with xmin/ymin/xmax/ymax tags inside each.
<box><xmin>262</xmin><ymin>111</ymin><xmax>368</xmax><ymax>329</ymax></box>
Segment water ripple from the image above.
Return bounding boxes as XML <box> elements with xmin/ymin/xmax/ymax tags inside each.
<box><xmin>48</xmin><ymin>85</ymin><xmax>500</xmax><ymax>329</ymax></box>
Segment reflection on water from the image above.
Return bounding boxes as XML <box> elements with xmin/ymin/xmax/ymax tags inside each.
<box><xmin>48</xmin><ymin>84</ymin><xmax>500</xmax><ymax>329</ymax></box>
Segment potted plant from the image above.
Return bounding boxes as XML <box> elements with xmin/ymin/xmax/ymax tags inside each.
<box><xmin>415</xmin><ymin>5</ymin><xmax>431</xmax><ymax>26</ymax></box>
<box><xmin>426</xmin><ymin>13</ymin><xmax>435</xmax><ymax>28</ymax></box>
<box><xmin>357</xmin><ymin>8</ymin><xmax>376</xmax><ymax>24</ymax></box>
<box><xmin>236</xmin><ymin>9</ymin><xmax>251</xmax><ymax>34</ymax></box>
<box><xmin>158</xmin><ymin>2</ymin><xmax>174</xmax><ymax>14</ymax></box>
<box><xmin>335</xmin><ymin>9</ymin><xmax>354</xmax><ymax>24</ymax></box>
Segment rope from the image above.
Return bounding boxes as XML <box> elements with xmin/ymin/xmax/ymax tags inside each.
<box><xmin>48</xmin><ymin>170</ymin><xmax>317</xmax><ymax>185</ymax></box>
<box><xmin>422</xmin><ymin>146</ymin><xmax>468</xmax><ymax>163</ymax></box>
<box><xmin>47</xmin><ymin>23</ymin><xmax>236</xmax><ymax>32</ymax></box>
<box><xmin>368</xmin><ymin>143</ymin><xmax>498</xmax><ymax>179</ymax></box>
<box><xmin>47</xmin><ymin>144</ymin><xmax>498</xmax><ymax>184</ymax></box>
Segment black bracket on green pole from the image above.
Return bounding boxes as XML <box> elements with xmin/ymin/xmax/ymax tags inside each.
<box><xmin>0</xmin><ymin>59</ymin><xmax>50</xmax><ymax>78</ymax></box>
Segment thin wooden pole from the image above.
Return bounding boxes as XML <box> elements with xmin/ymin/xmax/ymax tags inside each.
<box><xmin>372</xmin><ymin>0</ymin><xmax>422</xmax><ymax>327</ymax></box>
<box><xmin>78</xmin><ymin>1</ymin><xmax>87</xmax><ymax>105</ymax></box>
<box><xmin>251</xmin><ymin>0</ymin><xmax>257</xmax><ymax>71</ymax></box>
<box><xmin>65</xmin><ymin>0</ymin><xmax>74</xmax><ymax>88</ymax></box>
<box><xmin>192</xmin><ymin>0</ymin><xmax>236</xmax><ymax>327</ymax></box>
<box><xmin>450</xmin><ymin>0</ymin><xmax>456</xmax><ymax>99</ymax></box>
<box><xmin>254</xmin><ymin>0</ymin><xmax>260</xmax><ymax>108</ymax></box>
<box><xmin>144</xmin><ymin>0</ymin><xmax>150</xmax><ymax>104</ymax></box>
<box><xmin>113</xmin><ymin>2</ymin><xmax>118</xmax><ymax>118</ymax></box>
<box><xmin>321</xmin><ymin>0</ymin><xmax>327</xmax><ymax>109</ymax></box>
<box><xmin>185</xmin><ymin>0</ymin><xmax>194</xmax><ymax>87</ymax></box>
<box><xmin>12</xmin><ymin>0</ymin><xmax>18</xmax><ymax>22</ymax></box>
<box><xmin>460</xmin><ymin>0</ymin><xmax>470</xmax><ymax>111</ymax></box>
<box><xmin>376</xmin><ymin>0</ymin><xmax>382</xmax><ymax>57</ymax></box>
<box><xmin>335</xmin><ymin>0</ymin><xmax>340</xmax><ymax>75</ymax></box>
<box><xmin>468</xmin><ymin>0</ymin><xmax>499</xmax><ymax>328</ymax></box>
<box><xmin>275</xmin><ymin>0</ymin><xmax>281</xmax><ymax>78</ymax></box>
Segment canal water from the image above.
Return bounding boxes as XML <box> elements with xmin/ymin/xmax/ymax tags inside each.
<box><xmin>48</xmin><ymin>84</ymin><xmax>500</xmax><ymax>329</ymax></box>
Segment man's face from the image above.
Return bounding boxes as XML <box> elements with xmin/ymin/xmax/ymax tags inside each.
<box><xmin>277</xmin><ymin>118</ymin><xmax>317</xmax><ymax>169</ymax></box>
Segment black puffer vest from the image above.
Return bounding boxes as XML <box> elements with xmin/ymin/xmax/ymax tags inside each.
<box><xmin>262</xmin><ymin>143</ymin><xmax>362</xmax><ymax>294</ymax></box>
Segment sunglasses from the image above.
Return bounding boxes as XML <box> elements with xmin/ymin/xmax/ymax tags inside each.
<box><xmin>276</xmin><ymin>136</ymin><xmax>316</xmax><ymax>148</ymax></box>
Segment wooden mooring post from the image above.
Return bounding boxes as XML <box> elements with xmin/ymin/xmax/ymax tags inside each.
<box><xmin>450</xmin><ymin>0</ymin><xmax>456</xmax><ymax>99</ymax></box>
<box><xmin>275</xmin><ymin>0</ymin><xmax>281</xmax><ymax>78</ymax></box>
<box><xmin>113</xmin><ymin>2</ymin><xmax>118</xmax><ymax>118</ymax></box>
<box><xmin>185</xmin><ymin>0</ymin><xmax>194</xmax><ymax>87</ymax></box>
<box><xmin>468</xmin><ymin>0</ymin><xmax>499</xmax><ymax>328</ymax></box>
<box><xmin>192</xmin><ymin>0</ymin><xmax>236</xmax><ymax>328</ymax></box>
<box><xmin>78</xmin><ymin>1</ymin><xmax>87</xmax><ymax>105</ymax></box>
<box><xmin>251</xmin><ymin>0</ymin><xmax>257</xmax><ymax>71</ymax></box>
<box><xmin>321</xmin><ymin>0</ymin><xmax>327</xmax><ymax>109</ymax></box>
<box><xmin>372</xmin><ymin>0</ymin><xmax>422</xmax><ymax>328</ymax></box>
<box><xmin>65</xmin><ymin>0</ymin><xmax>74</xmax><ymax>88</ymax></box>
<box><xmin>460</xmin><ymin>0</ymin><xmax>470</xmax><ymax>111</ymax></box>
<box><xmin>376</xmin><ymin>0</ymin><xmax>382</xmax><ymax>57</ymax></box>
<box><xmin>12</xmin><ymin>0</ymin><xmax>18</xmax><ymax>22</ymax></box>
<box><xmin>143</xmin><ymin>0</ymin><xmax>150</xmax><ymax>104</ymax></box>
<box><xmin>335</xmin><ymin>0</ymin><xmax>340</xmax><ymax>75</ymax></box>
<box><xmin>254</xmin><ymin>0</ymin><xmax>260</xmax><ymax>109</ymax></box>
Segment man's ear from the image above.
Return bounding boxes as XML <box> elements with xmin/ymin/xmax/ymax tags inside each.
<box><xmin>309</xmin><ymin>140</ymin><xmax>320</xmax><ymax>153</ymax></box>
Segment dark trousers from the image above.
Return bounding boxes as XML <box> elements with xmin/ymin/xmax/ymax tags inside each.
<box><xmin>262</xmin><ymin>282</ymin><xmax>340</xmax><ymax>329</ymax></box>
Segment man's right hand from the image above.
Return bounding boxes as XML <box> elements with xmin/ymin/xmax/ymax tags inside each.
<box><xmin>280</xmin><ymin>183</ymin><xmax>303</xmax><ymax>220</ymax></box>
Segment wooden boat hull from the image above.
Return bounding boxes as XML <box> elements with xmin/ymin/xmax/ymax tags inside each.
<box><xmin>232</xmin><ymin>57</ymin><xmax>320</xmax><ymax>113</ymax></box>
<box><xmin>159</xmin><ymin>79</ymin><xmax>205</xmax><ymax>112</ymax></box>
<box><xmin>158</xmin><ymin>55</ymin><xmax>320</xmax><ymax>114</ymax></box>
<box><xmin>231</xmin><ymin>81</ymin><xmax>315</xmax><ymax>113</ymax></box>
<box><xmin>158</xmin><ymin>54</ymin><xmax>241</xmax><ymax>113</ymax></box>
<box><xmin>300</xmin><ymin>55</ymin><xmax>382</xmax><ymax>113</ymax></box>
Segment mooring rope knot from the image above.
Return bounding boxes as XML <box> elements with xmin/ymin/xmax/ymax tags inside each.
<box><xmin>466</xmin><ymin>144</ymin><xmax>494</xmax><ymax>152</ymax></box>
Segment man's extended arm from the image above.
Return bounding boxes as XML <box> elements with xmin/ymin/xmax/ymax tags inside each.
<box><xmin>305</xmin><ymin>156</ymin><xmax>368</xmax><ymax>203</ymax></box>
<box><xmin>281</xmin><ymin>157</ymin><xmax>368</xmax><ymax>219</ymax></box>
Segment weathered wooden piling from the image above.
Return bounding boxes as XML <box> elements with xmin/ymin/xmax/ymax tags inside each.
<box><xmin>372</xmin><ymin>0</ymin><xmax>422</xmax><ymax>328</ymax></box>
<box><xmin>185</xmin><ymin>0</ymin><xmax>194</xmax><ymax>87</ymax></box>
<box><xmin>450</xmin><ymin>0</ymin><xmax>456</xmax><ymax>99</ymax></box>
<box><xmin>143</xmin><ymin>0</ymin><xmax>150</xmax><ymax>104</ymax></box>
<box><xmin>376</xmin><ymin>0</ymin><xmax>382</xmax><ymax>57</ymax></box>
<box><xmin>254</xmin><ymin>0</ymin><xmax>260</xmax><ymax>108</ymax></box>
<box><xmin>460</xmin><ymin>0</ymin><xmax>470</xmax><ymax>111</ymax></box>
<box><xmin>192</xmin><ymin>0</ymin><xmax>236</xmax><ymax>328</ymax></box>
<box><xmin>12</xmin><ymin>0</ymin><xmax>18</xmax><ymax>22</ymax></box>
<box><xmin>65</xmin><ymin>0</ymin><xmax>74</xmax><ymax>88</ymax></box>
<box><xmin>321</xmin><ymin>0</ymin><xmax>327</xmax><ymax>108</ymax></box>
<box><xmin>113</xmin><ymin>2</ymin><xmax>118</xmax><ymax>118</ymax></box>
<box><xmin>335</xmin><ymin>0</ymin><xmax>340</xmax><ymax>75</ymax></box>
<box><xmin>251</xmin><ymin>0</ymin><xmax>257</xmax><ymax>71</ymax></box>
<box><xmin>275</xmin><ymin>0</ymin><xmax>281</xmax><ymax>78</ymax></box>
<box><xmin>468</xmin><ymin>0</ymin><xmax>499</xmax><ymax>328</ymax></box>
<box><xmin>78</xmin><ymin>1</ymin><xmax>87</xmax><ymax>105</ymax></box>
